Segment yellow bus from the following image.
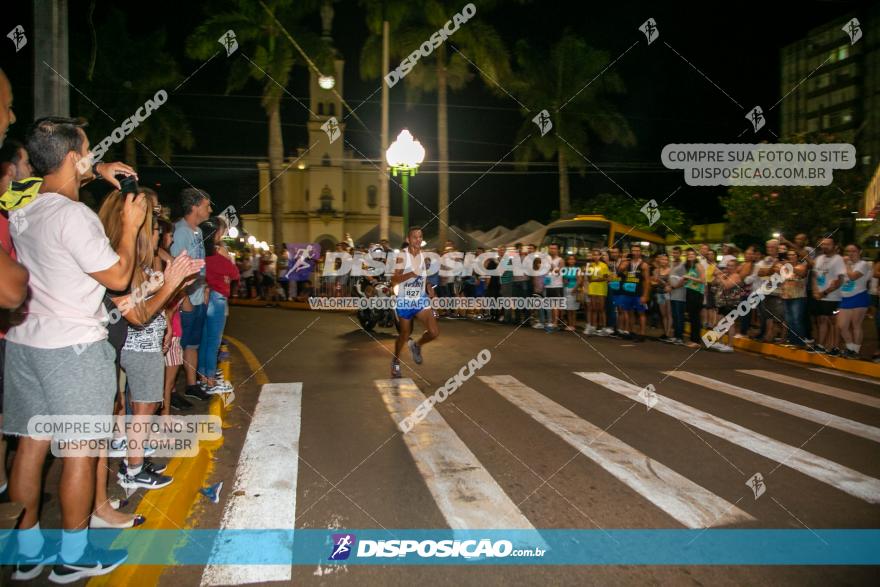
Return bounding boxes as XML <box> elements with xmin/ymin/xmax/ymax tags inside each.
<box><xmin>540</xmin><ymin>215</ymin><xmax>666</xmax><ymax>262</ymax></box>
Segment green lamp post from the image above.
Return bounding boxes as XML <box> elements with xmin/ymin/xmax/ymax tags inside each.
<box><xmin>386</xmin><ymin>129</ymin><xmax>426</xmax><ymax>237</ymax></box>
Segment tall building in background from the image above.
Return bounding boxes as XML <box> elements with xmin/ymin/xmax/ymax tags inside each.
<box><xmin>241</xmin><ymin>2</ymin><xmax>402</xmax><ymax>252</ymax></box>
<box><xmin>780</xmin><ymin>5</ymin><xmax>878</xmax><ymax>181</ymax></box>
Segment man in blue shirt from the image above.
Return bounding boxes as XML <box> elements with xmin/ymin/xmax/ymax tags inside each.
<box><xmin>170</xmin><ymin>188</ymin><xmax>212</xmax><ymax>401</ymax></box>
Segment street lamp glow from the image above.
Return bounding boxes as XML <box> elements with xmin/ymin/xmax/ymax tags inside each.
<box><xmin>772</xmin><ymin>232</ymin><xmax>780</xmax><ymax>238</ymax></box>
<box><xmin>386</xmin><ymin>129</ymin><xmax>425</xmax><ymax>169</ymax></box>
<box><xmin>228</xmin><ymin>226</ymin><xmax>239</xmax><ymax>238</ymax></box>
<box><xmin>260</xmin><ymin>241</ymin><xmax>269</xmax><ymax>251</ymax></box>
<box><xmin>247</xmin><ymin>235</ymin><xmax>257</xmax><ymax>245</ymax></box>
<box><xmin>318</xmin><ymin>75</ymin><xmax>335</xmax><ymax>90</ymax></box>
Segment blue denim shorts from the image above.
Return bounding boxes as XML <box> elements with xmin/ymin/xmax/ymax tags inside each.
<box><xmin>180</xmin><ymin>303</ymin><xmax>207</xmax><ymax>349</ymax></box>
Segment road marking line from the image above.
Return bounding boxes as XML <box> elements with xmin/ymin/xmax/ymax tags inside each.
<box><xmin>479</xmin><ymin>375</ymin><xmax>754</xmax><ymax>528</ymax></box>
<box><xmin>665</xmin><ymin>371</ymin><xmax>880</xmax><ymax>443</ymax></box>
<box><xmin>739</xmin><ymin>370</ymin><xmax>880</xmax><ymax>409</ymax></box>
<box><xmin>201</xmin><ymin>382</ymin><xmax>303</xmax><ymax>586</ymax></box>
<box><xmin>808</xmin><ymin>367</ymin><xmax>880</xmax><ymax>387</ymax></box>
<box><xmin>375</xmin><ymin>378</ymin><xmax>534</xmax><ymax>530</ymax></box>
<box><xmin>577</xmin><ymin>372</ymin><xmax>880</xmax><ymax>504</ymax></box>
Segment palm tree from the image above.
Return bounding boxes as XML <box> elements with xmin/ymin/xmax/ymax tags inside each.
<box><xmin>360</xmin><ymin>1</ymin><xmax>511</xmax><ymax>245</ymax></box>
<box><xmin>511</xmin><ymin>32</ymin><xmax>636</xmax><ymax>215</ymax></box>
<box><xmin>187</xmin><ymin>0</ymin><xmax>324</xmax><ymax>247</ymax></box>
<box><xmin>73</xmin><ymin>9</ymin><xmax>194</xmax><ymax>172</ymax></box>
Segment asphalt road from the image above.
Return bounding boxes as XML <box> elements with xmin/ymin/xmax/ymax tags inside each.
<box><xmin>164</xmin><ymin>306</ymin><xmax>880</xmax><ymax>587</ymax></box>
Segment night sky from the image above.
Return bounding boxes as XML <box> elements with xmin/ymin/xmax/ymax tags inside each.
<box><xmin>0</xmin><ymin>0</ymin><xmax>869</xmax><ymax>229</ymax></box>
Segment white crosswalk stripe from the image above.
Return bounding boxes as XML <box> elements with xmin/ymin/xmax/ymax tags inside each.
<box><xmin>738</xmin><ymin>369</ymin><xmax>880</xmax><ymax>409</ymax></box>
<box><xmin>479</xmin><ymin>375</ymin><xmax>755</xmax><ymax>528</ymax></box>
<box><xmin>375</xmin><ymin>378</ymin><xmax>535</xmax><ymax>530</ymax></box>
<box><xmin>577</xmin><ymin>372</ymin><xmax>880</xmax><ymax>504</ymax></box>
<box><xmin>808</xmin><ymin>367</ymin><xmax>880</xmax><ymax>387</ymax></box>
<box><xmin>201</xmin><ymin>383</ymin><xmax>303</xmax><ymax>587</ymax></box>
<box><xmin>665</xmin><ymin>371</ymin><xmax>880</xmax><ymax>443</ymax></box>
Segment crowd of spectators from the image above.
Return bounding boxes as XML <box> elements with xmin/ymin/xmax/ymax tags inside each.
<box><xmin>312</xmin><ymin>229</ymin><xmax>879</xmax><ymax>360</ymax></box>
<box><xmin>0</xmin><ymin>67</ymin><xmax>237</xmax><ymax>582</ymax></box>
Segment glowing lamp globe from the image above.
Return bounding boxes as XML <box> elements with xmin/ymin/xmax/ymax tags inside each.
<box><xmin>318</xmin><ymin>75</ymin><xmax>335</xmax><ymax>90</ymax></box>
<box><xmin>386</xmin><ymin>130</ymin><xmax>425</xmax><ymax>170</ymax></box>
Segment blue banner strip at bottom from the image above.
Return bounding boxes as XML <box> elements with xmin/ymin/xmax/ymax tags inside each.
<box><xmin>1</xmin><ymin>530</ymin><xmax>879</xmax><ymax>565</ymax></box>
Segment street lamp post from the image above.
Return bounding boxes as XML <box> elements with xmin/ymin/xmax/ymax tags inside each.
<box><xmin>386</xmin><ymin>129</ymin><xmax>425</xmax><ymax>237</ymax></box>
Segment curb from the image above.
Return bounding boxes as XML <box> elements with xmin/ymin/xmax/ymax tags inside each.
<box><xmin>89</xmin><ymin>342</ymin><xmax>235</xmax><ymax>587</ymax></box>
<box><xmin>684</xmin><ymin>324</ymin><xmax>880</xmax><ymax>378</ymax></box>
<box><xmin>729</xmin><ymin>336</ymin><xmax>880</xmax><ymax>378</ymax></box>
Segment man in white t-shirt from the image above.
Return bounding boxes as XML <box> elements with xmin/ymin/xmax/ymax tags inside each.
<box><xmin>811</xmin><ymin>237</ymin><xmax>846</xmax><ymax>354</ymax></box>
<box><xmin>5</xmin><ymin>117</ymin><xmax>145</xmax><ymax>580</ymax></box>
<box><xmin>543</xmin><ymin>243</ymin><xmax>565</xmax><ymax>331</ymax></box>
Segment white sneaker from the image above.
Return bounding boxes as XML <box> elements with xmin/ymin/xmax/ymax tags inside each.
<box><xmin>582</xmin><ymin>325</ymin><xmax>591</xmax><ymax>334</ymax></box>
<box><xmin>108</xmin><ymin>437</ymin><xmax>127</xmax><ymax>458</ymax></box>
<box><xmin>712</xmin><ymin>343</ymin><xmax>734</xmax><ymax>353</ymax></box>
<box><xmin>205</xmin><ymin>380</ymin><xmax>233</xmax><ymax>395</ymax></box>
<box><xmin>601</xmin><ymin>327</ymin><xmax>614</xmax><ymax>335</ymax></box>
<box><xmin>532</xmin><ymin>322</ymin><xmax>545</xmax><ymax>329</ymax></box>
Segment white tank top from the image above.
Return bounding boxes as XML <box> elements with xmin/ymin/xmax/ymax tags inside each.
<box><xmin>397</xmin><ymin>250</ymin><xmax>428</xmax><ymax>303</ymax></box>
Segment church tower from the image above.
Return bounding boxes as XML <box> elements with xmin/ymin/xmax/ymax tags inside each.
<box><xmin>243</xmin><ymin>0</ymin><xmax>403</xmax><ymax>250</ymax></box>
<box><xmin>306</xmin><ymin>0</ymin><xmax>345</xmax><ymax>220</ymax></box>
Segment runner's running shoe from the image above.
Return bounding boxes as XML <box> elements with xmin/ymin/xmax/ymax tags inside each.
<box><xmin>408</xmin><ymin>339</ymin><xmax>423</xmax><ymax>365</ymax></box>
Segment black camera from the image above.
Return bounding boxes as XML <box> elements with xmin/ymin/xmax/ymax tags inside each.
<box><xmin>119</xmin><ymin>175</ymin><xmax>139</xmax><ymax>195</ymax></box>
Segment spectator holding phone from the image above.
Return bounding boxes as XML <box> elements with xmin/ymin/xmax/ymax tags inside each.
<box><xmin>5</xmin><ymin>117</ymin><xmax>143</xmax><ymax>581</ymax></box>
